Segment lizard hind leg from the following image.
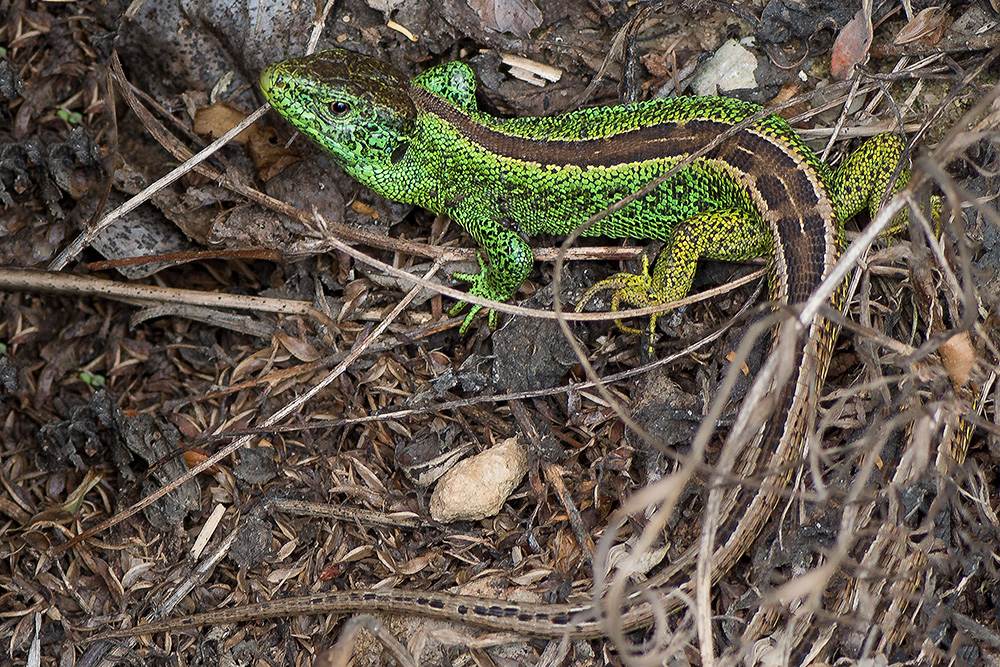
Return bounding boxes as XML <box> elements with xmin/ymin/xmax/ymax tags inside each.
<box><xmin>834</xmin><ymin>133</ymin><xmax>909</xmax><ymax>228</ymax></box>
<box><xmin>576</xmin><ymin>208</ymin><xmax>770</xmax><ymax>341</ymax></box>
<box><xmin>832</xmin><ymin>133</ymin><xmax>947</xmax><ymax>241</ymax></box>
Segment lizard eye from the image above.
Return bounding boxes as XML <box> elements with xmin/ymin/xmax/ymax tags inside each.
<box><xmin>330</xmin><ymin>101</ymin><xmax>350</xmax><ymax>115</ymax></box>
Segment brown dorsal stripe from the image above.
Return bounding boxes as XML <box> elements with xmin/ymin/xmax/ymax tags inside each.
<box><xmin>413</xmin><ymin>86</ymin><xmax>806</xmax><ymax>174</ymax></box>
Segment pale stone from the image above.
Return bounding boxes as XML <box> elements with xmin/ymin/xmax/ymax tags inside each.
<box><xmin>429</xmin><ymin>438</ymin><xmax>527</xmax><ymax>522</ymax></box>
<box><xmin>690</xmin><ymin>39</ymin><xmax>758</xmax><ymax>96</ymax></box>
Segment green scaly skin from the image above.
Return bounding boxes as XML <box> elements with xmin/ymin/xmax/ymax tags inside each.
<box><xmin>258</xmin><ymin>48</ymin><xmax>907</xmax><ymax>334</ymax></box>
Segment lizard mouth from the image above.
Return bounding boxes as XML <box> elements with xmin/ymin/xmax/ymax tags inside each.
<box><xmin>258</xmin><ymin>64</ymin><xmax>281</xmax><ymax>101</ymax></box>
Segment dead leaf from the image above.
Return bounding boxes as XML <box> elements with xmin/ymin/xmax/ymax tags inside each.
<box><xmin>182</xmin><ymin>449</ymin><xmax>219</xmax><ymax>473</ymax></box>
<box><xmin>894</xmin><ymin>5</ymin><xmax>952</xmax><ymax>46</ymax></box>
<box><xmin>350</xmin><ymin>199</ymin><xmax>379</xmax><ymax>219</ymax></box>
<box><xmin>275</xmin><ymin>333</ymin><xmax>322</xmax><ymax>362</ymax></box>
<box><xmin>358</xmin><ymin>358</ymin><xmax>387</xmax><ymax>385</ymax></box>
<box><xmin>194</xmin><ymin>102</ymin><xmax>255</xmax><ymax>144</ymax></box>
<box><xmin>725</xmin><ymin>350</ymin><xmax>750</xmax><ymax>375</ymax></box>
<box><xmin>195</xmin><ymin>103</ymin><xmax>301</xmax><ymax>180</ymax></box>
<box><xmin>248</xmin><ymin>125</ymin><xmax>302</xmax><ymax>181</ymax></box>
<box><xmin>831</xmin><ymin>8</ymin><xmax>873</xmax><ymax>80</ymax></box>
<box><xmin>318</xmin><ymin>563</ymin><xmax>345</xmax><ymax>580</ymax></box>
<box><xmin>770</xmin><ymin>81</ymin><xmax>807</xmax><ymax>120</ymax></box>
<box><xmin>467</xmin><ymin>0</ymin><xmax>543</xmax><ymax>38</ymax></box>
<box><xmin>339</xmin><ymin>278</ymin><xmax>370</xmax><ymax>322</ymax></box>
<box><xmin>396</xmin><ymin>555</ymin><xmax>430</xmax><ymax>575</ymax></box>
<box><xmin>939</xmin><ymin>330</ymin><xmax>976</xmax><ymax>386</ymax></box>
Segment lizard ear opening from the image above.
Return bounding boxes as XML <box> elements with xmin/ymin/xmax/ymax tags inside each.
<box><xmin>390</xmin><ymin>142</ymin><xmax>409</xmax><ymax>164</ymax></box>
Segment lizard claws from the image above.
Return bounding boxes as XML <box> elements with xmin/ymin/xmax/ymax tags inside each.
<box><xmin>576</xmin><ymin>253</ymin><xmax>664</xmax><ymax>337</ymax></box>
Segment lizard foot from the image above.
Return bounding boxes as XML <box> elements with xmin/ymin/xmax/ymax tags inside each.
<box><xmin>451</xmin><ymin>255</ymin><xmax>499</xmax><ymax>334</ymax></box>
<box><xmin>576</xmin><ymin>253</ymin><xmax>666</xmax><ymax>339</ymax></box>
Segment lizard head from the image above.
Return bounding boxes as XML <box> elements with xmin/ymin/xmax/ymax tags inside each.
<box><xmin>260</xmin><ymin>49</ymin><xmax>417</xmax><ymax>184</ymax></box>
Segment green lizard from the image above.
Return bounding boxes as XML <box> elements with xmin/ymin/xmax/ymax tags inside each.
<box><xmin>257</xmin><ymin>48</ymin><xmax>904</xmax><ymax>337</ymax></box>
<box><xmin>90</xmin><ymin>47</ymin><xmax>912</xmax><ymax>643</ymax></box>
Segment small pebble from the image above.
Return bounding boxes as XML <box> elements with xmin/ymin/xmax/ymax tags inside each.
<box><xmin>690</xmin><ymin>39</ymin><xmax>758</xmax><ymax>96</ymax></box>
<box><xmin>429</xmin><ymin>438</ymin><xmax>527</xmax><ymax>522</ymax></box>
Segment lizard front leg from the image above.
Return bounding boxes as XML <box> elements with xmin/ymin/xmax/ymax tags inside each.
<box><xmin>450</xmin><ymin>222</ymin><xmax>534</xmax><ymax>333</ymax></box>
